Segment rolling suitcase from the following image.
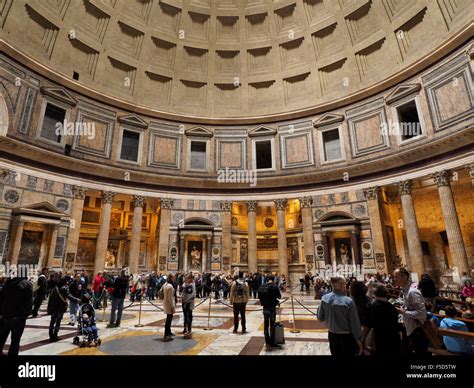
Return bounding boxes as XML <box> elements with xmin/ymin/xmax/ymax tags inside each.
<box><xmin>275</xmin><ymin>303</ymin><xmax>285</xmax><ymax>344</ymax></box>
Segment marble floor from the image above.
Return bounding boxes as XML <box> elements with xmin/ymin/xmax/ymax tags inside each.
<box><xmin>2</xmin><ymin>290</ymin><xmax>331</xmax><ymax>356</ymax></box>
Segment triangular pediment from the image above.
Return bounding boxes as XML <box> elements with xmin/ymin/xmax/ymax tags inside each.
<box><xmin>40</xmin><ymin>87</ymin><xmax>77</xmax><ymax>107</ymax></box>
<box><xmin>313</xmin><ymin>113</ymin><xmax>345</xmax><ymax>128</ymax></box>
<box><xmin>249</xmin><ymin>125</ymin><xmax>277</xmax><ymax>137</ymax></box>
<box><xmin>13</xmin><ymin>201</ymin><xmax>66</xmax><ymax>218</ymax></box>
<box><xmin>185</xmin><ymin>126</ymin><xmax>213</xmax><ymax>138</ymax></box>
<box><xmin>118</xmin><ymin>114</ymin><xmax>149</xmax><ymax>129</ymax></box>
<box><xmin>385</xmin><ymin>83</ymin><xmax>421</xmax><ymax>104</ymax></box>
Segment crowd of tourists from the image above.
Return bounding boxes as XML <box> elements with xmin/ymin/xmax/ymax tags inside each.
<box><xmin>0</xmin><ymin>266</ymin><xmax>472</xmax><ymax>356</ymax></box>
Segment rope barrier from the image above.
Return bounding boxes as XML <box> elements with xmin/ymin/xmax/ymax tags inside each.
<box><xmin>293</xmin><ymin>297</ymin><xmax>318</xmax><ymax>316</ymax></box>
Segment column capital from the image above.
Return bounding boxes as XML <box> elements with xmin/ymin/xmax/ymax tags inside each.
<box><xmin>219</xmin><ymin>200</ymin><xmax>232</xmax><ymax>212</ymax></box>
<box><xmin>132</xmin><ymin>195</ymin><xmax>146</xmax><ymax>208</ymax></box>
<box><xmin>247</xmin><ymin>200</ymin><xmax>257</xmax><ymax>213</ymax></box>
<box><xmin>160</xmin><ymin>198</ymin><xmax>174</xmax><ymax>209</ymax></box>
<box><xmin>101</xmin><ymin>190</ymin><xmax>116</xmax><ymax>204</ymax></box>
<box><xmin>13</xmin><ymin>219</ymin><xmax>25</xmax><ymax>227</ymax></box>
<box><xmin>274</xmin><ymin>198</ymin><xmax>287</xmax><ymax>211</ymax></box>
<box><xmin>398</xmin><ymin>180</ymin><xmax>413</xmax><ymax>196</ymax></box>
<box><xmin>431</xmin><ymin>170</ymin><xmax>452</xmax><ymax>187</ymax></box>
<box><xmin>72</xmin><ymin>185</ymin><xmax>87</xmax><ymax>199</ymax></box>
<box><xmin>363</xmin><ymin>186</ymin><xmax>381</xmax><ymax>200</ymax></box>
<box><xmin>466</xmin><ymin>164</ymin><xmax>474</xmax><ymax>180</ymax></box>
<box><xmin>299</xmin><ymin>196</ymin><xmax>313</xmax><ymax>208</ymax></box>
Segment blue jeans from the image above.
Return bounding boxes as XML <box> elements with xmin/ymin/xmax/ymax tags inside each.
<box><xmin>70</xmin><ymin>301</ymin><xmax>79</xmax><ymax>323</ymax></box>
<box><xmin>110</xmin><ymin>297</ymin><xmax>124</xmax><ymax>325</ymax></box>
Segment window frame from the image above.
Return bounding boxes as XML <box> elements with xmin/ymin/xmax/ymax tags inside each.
<box><xmin>187</xmin><ymin>138</ymin><xmax>210</xmax><ymax>172</ymax></box>
<box><xmin>318</xmin><ymin>125</ymin><xmax>346</xmax><ymax>165</ymax></box>
<box><xmin>390</xmin><ymin>94</ymin><xmax>427</xmax><ymax>146</ymax></box>
<box><xmin>252</xmin><ymin>136</ymin><xmax>275</xmax><ymax>172</ymax></box>
<box><xmin>36</xmin><ymin>99</ymin><xmax>70</xmax><ymax>147</ymax></box>
<box><xmin>117</xmin><ymin>127</ymin><xmax>143</xmax><ymax>165</ymax></box>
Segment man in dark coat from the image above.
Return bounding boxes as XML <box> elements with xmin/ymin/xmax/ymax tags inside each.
<box><xmin>0</xmin><ymin>277</ymin><xmax>33</xmax><ymax>355</ymax></box>
<box><xmin>31</xmin><ymin>268</ymin><xmax>48</xmax><ymax>317</ymax></box>
<box><xmin>47</xmin><ymin>277</ymin><xmax>78</xmax><ymax>342</ymax></box>
<box><xmin>106</xmin><ymin>270</ymin><xmax>129</xmax><ymax>328</ymax></box>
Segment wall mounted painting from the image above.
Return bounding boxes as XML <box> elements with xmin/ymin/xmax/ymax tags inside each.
<box><xmin>335</xmin><ymin>238</ymin><xmax>352</xmax><ymax>265</ymax></box>
<box><xmin>76</xmin><ymin>238</ymin><xmax>97</xmax><ymax>265</ymax></box>
<box><xmin>18</xmin><ymin>231</ymin><xmax>43</xmax><ymax>265</ymax></box>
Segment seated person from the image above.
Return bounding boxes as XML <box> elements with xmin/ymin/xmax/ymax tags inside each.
<box><xmin>462</xmin><ymin>301</ymin><xmax>474</xmax><ymax>320</ymax></box>
<box><xmin>461</xmin><ymin>281</ymin><xmax>474</xmax><ymax>298</ymax></box>
<box><xmin>425</xmin><ymin>302</ymin><xmax>440</xmax><ymax>327</ymax></box>
<box><xmin>440</xmin><ymin>306</ymin><xmax>473</xmax><ymax>355</ymax></box>
<box><xmin>81</xmin><ymin>295</ymin><xmax>99</xmax><ymax>343</ymax></box>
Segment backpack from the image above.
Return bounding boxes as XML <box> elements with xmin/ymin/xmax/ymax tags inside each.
<box><xmin>236</xmin><ymin>281</ymin><xmax>244</xmax><ymax>297</ymax></box>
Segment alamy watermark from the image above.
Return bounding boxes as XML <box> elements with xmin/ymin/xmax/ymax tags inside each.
<box><xmin>380</xmin><ymin>119</ymin><xmax>422</xmax><ymax>138</ymax></box>
<box><xmin>0</xmin><ymin>262</ymin><xmax>39</xmax><ymax>278</ymax></box>
<box><xmin>55</xmin><ymin>119</ymin><xmax>95</xmax><ymax>140</ymax></box>
<box><xmin>217</xmin><ymin>168</ymin><xmax>258</xmax><ymax>187</ymax></box>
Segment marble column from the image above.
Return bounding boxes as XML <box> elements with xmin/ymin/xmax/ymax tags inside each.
<box><xmin>128</xmin><ymin>195</ymin><xmax>145</xmax><ymax>275</ymax></box>
<box><xmin>364</xmin><ymin>186</ymin><xmax>389</xmax><ymax>273</ymax></box>
<box><xmin>431</xmin><ymin>171</ymin><xmax>469</xmax><ymax>275</ymax></box>
<box><xmin>206</xmin><ymin>235</ymin><xmax>212</xmax><ymax>272</ymax></box>
<box><xmin>398</xmin><ymin>180</ymin><xmax>425</xmax><ymax>275</ymax></box>
<box><xmin>94</xmin><ymin>191</ymin><xmax>115</xmax><ymax>275</ymax></box>
<box><xmin>351</xmin><ymin>230</ymin><xmax>362</xmax><ymax>266</ymax></box>
<box><xmin>247</xmin><ymin>200</ymin><xmax>258</xmax><ymax>274</ymax></box>
<box><xmin>322</xmin><ymin>232</ymin><xmax>330</xmax><ymax>265</ymax></box>
<box><xmin>275</xmin><ymin>198</ymin><xmax>288</xmax><ymax>278</ymax></box>
<box><xmin>8</xmin><ymin>219</ymin><xmax>25</xmax><ymax>265</ymax></box>
<box><xmin>65</xmin><ymin>186</ymin><xmax>87</xmax><ymax>269</ymax></box>
<box><xmin>157</xmin><ymin>198</ymin><xmax>173</xmax><ymax>272</ymax></box>
<box><xmin>299</xmin><ymin>196</ymin><xmax>314</xmax><ymax>265</ymax></box>
<box><xmin>47</xmin><ymin>224</ymin><xmax>59</xmax><ymax>267</ymax></box>
<box><xmin>220</xmin><ymin>200</ymin><xmax>232</xmax><ymax>267</ymax></box>
<box><xmin>179</xmin><ymin>233</ymin><xmax>185</xmax><ymax>271</ymax></box>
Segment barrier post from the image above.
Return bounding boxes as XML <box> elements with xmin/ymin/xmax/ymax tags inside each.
<box><xmin>290</xmin><ymin>295</ymin><xmax>300</xmax><ymax>333</ymax></box>
<box><xmin>134</xmin><ymin>290</ymin><xmax>144</xmax><ymax>327</ymax></box>
<box><xmin>99</xmin><ymin>291</ymin><xmax>108</xmax><ymax>323</ymax></box>
<box><xmin>203</xmin><ymin>297</ymin><xmax>213</xmax><ymax>331</ymax></box>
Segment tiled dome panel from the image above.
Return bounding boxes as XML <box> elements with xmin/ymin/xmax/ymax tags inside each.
<box><xmin>0</xmin><ymin>0</ymin><xmax>471</xmax><ymax>121</ymax></box>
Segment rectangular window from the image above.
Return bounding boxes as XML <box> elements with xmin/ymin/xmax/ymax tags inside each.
<box><xmin>190</xmin><ymin>141</ymin><xmax>207</xmax><ymax>170</ymax></box>
<box><xmin>255</xmin><ymin>140</ymin><xmax>272</xmax><ymax>169</ymax></box>
<box><xmin>120</xmin><ymin>130</ymin><xmax>140</xmax><ymax>162</ymax></box>
<box><xmin>396</xmin><ymin>100</ymin><xmax>422</xmax><ymax>141</ymax></box>
<box><xmin>322</xmin><ymin>129</ymin><xmax>342</xmax><ymax>162</ymax></box>
<box><xmin>40</xmin><ymin>103</ymin><xmax>66</xmax><ymax>143</ymax></box>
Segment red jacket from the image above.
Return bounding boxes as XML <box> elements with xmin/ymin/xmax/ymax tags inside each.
<box><xmin>92</xmin><ymin>275</ymin><xmax>105</xmax><ymax>292</ymax></box>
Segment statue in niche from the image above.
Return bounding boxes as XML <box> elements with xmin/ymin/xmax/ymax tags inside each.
<box><xmin>188</xmin><ymin>242</ymin><xmax>202</xmax><ymax>271</ymax></box>
<box><xmin>240</xmin><ymin>239</ymin><xmax>248</xmax><ymax>264</ymax></box>
<box><xmin>340</xmin><ymin>243</ymin><xmax>349</xmax><ymax>265</ymax></box>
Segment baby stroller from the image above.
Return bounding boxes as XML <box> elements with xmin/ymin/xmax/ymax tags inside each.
<box><xmin>73</xmin><ymin>294</ymin><xmax>101</xmax><ymax>348</ymax></box>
